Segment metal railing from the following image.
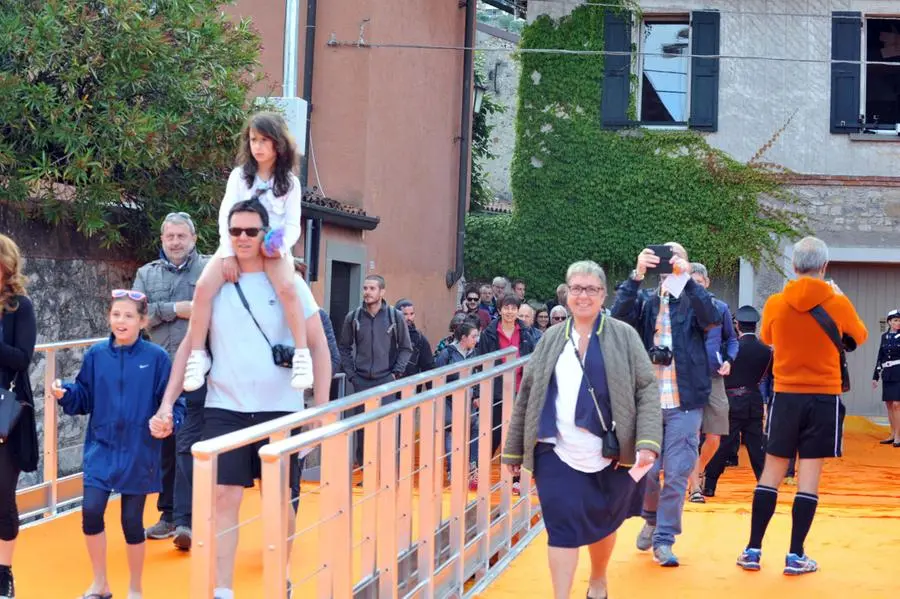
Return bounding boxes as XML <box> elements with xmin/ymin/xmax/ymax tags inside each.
<box><xmin>17</xmin><ymin>337</ymin><xmax>106</xmax><ymax>521</ymax></box>
<box><xmin>256</xmin><ymin>355</ymin><xmax>543</xmax><ymax>599</ymax></box>
<box><xmin>189</xmin><ymin>348</ymin><xmax>518</xmax><ymax>598</ymax></box>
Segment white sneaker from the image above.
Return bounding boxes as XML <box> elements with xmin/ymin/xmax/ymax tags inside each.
<box><xmin>183</xmin><ymin>350</ymin><xmax>211</xmax><ymax>392</ymax></box>
<box><xmin>291</xmin><ymin>348</ymin><xmax>314</xmax><ymax>390</ymax></box>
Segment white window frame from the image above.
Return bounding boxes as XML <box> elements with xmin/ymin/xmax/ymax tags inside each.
<box><xmin>635</xmin><ymin>13</ymin><xmax>692</xmax><ymax>129</ymax></box>
<box><xmin>860</xmin><ymin>13</ymin><xmax>900</xmax><ymax>129</ymax></box>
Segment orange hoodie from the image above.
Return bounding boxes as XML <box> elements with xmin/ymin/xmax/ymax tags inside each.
<box><xmin>761</xmin><ymin>277</ymin><xmax>868</xmax><ymax>395</ymax></box>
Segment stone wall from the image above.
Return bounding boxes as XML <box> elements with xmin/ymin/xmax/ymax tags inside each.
<box><xmin>477</xmin><ymin>30</ymin><xmax>521</xmax><ymax>204</ymax></box>
<box><xmin>1</xmin><ymin>206</ymin><xmax>140</xmax><ymax>487</ymax></box>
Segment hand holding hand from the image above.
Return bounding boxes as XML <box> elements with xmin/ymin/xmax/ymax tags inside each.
<box><xmin>717</xmin><ymin>362</ymin><xmax>732</xmax><ymax>377</ymax></box>
<box><xmin>635</xmin><ymin>249</ymin><xmax>659</xmax><ymax>277</ymax></box>
<box><xmin>222</xmin><ymin>257</ymin><xmax>240</xmax><ymax>283</ymax></box>
<box><xmin>636</xmin><ymin>449</ymin><xmax>657</xmax><ymax>468</ymax></box>
<box><xmin>149</xmin><ymin>407</ymin><xmax>174</xmax><ymax>439</ymax></box>
<box><xmin>50</xmin><ymin>379</ymin><xmax>65</xmax><ymax>400</ymax></box>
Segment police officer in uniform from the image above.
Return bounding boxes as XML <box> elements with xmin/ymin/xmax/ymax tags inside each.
<box><xmin>702</xmin><ymin>306</ymin><xmax>771</xmax><ymax>496</ymax></box>
<box><xmin>872</xmin><ymin>309</ymin><xmax>900</xmax><ymax>446</ymax></box>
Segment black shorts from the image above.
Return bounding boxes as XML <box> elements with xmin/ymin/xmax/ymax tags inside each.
<box><xmin>202</xmin><ymin>408</ymin><xmax>301</xmax><ymax>493</ymax></box>
<box><xmin>765</xmin><ymin>393</ymin><xmax>846</xmax><ymax>459</ymax></box>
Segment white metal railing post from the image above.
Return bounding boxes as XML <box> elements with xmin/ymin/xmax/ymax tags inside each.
<box><xmin>41</xmin><ymin>349</ymin><xmax>58</xmax><ymax>516</ymax></box>
<box><xmin>321</xmin><ymin>433</ymin><xmax>353</xmax><ymax>599</ymax></box>
<box><xmin>416</xmin><ymin>397</ymin><xmax>436</xmax><ymax>598</ymax></box>
<box><xmin>360</xmin><ymin>396</ymin><xmax>380</xmax><ymax>577</ymax></box>
<box><xmin>376</xmin><ymin>413</ymin><xmax>399</xmax><ymax>599</ymax></box>
<box><xmin>476</xmin><ymin>377</ymin><xmax>493</xmax><ymax>570</ymax></box>
<box><xmin>397</xmin><ymin>387</ymin><xmax>415</xmax><ymax>553</ymax></box>
<box><xmin>261</xmin><ymin>453</ymin><xmax>289</xmax><ymax>599</ymax></box>
<box><xmin>190</xmin><ymin>453</ymin><xmax>218</xmax><ymax>598</ymax></box>
<box><xmin>499</xmin><ymin>368</ymin><xmax>515</xmax><ymax>540</ymax></box>
<box><xmin>449</xmin><ymin>387</ymin><xmax>468</xmax><ymax>593</ymax></box>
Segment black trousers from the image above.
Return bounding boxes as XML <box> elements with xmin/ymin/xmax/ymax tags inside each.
<box><xmin>174</xmin><ymin>387</ymin><xmax>207</xmax><ymax>528</ymax></box>
<box><xmin>156</xmin><ymin>434</ymin><xmax>176</xmax><ymax>522</ymax></box>
<box><xmin>349</xmin><ymin>374</ymin><xmax>397</xmax><ymax>467</ymax></box>
<box><xmin>0</xmin><ymin>443</ymin><xmax>20</xmax><ymax>541</ymax></box>
<box><xmin>704</xmin><ymin>395</ymin><xmax>766</xmax><ymax>494</ymax></box>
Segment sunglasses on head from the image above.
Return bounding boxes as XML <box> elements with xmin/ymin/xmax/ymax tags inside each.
<box><xmin>165</xmin><ymin>211</ymin><xmax>190</xmax><ymax>219</ymax></box>
<box><xmin>228</xmin><ymin>227</ymin><xmax>265</xmax><ymax>238</ymax></box>
<box><xmin>112</xmin><ymin>289</ymin><xmax>147</xmax><ymax>302</ymax></box>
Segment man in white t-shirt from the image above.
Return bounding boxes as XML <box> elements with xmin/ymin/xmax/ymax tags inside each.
<box><xmin>152</xmin><ymin>198</ymin><xmax>332</xmax><ymax>599</ymax></box>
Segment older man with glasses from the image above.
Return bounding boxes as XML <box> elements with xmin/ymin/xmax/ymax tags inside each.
<box><xmin>549</xmin><ymin>305</ymin><xmax>568</xmax><ymax>325</ymax></box>
<box><xmin>133</xmin><ymin>212</ymin><xmax>209</xmax><ymax>549</ymax></box>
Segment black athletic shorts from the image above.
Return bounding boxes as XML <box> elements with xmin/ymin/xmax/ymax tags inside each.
<box><xmin>202</xmin><ymin>408</ymin><xmax>301</xmax><ymax>493</ymax></box>
<box><xmin>765</xmin><ymin>392</ymin><xmax>846</xmax><ymax>459</ymax></box>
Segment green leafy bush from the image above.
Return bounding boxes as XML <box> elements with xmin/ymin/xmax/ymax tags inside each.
<box><xmin>0</xmin><ymin>0</ymin><xmax>263</xmax><ymax>256</ymax></box>
<box><xmin>465</xmin><ymin>3</ymin><xmax>806</xmax><ymax>299</ymax></box>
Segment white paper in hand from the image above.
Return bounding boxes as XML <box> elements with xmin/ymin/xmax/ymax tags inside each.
<box><xmin>628</xmin><ymin>452</ymin><xmax>654</xmax><ymax>482</ymax></box>
<box><xmin>661</xmin><ymin>272</ymin><xmax>690</xmax><ymax>299</ymax></box>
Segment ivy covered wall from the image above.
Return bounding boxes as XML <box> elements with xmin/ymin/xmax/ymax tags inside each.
<box><xmin>464</xmin><ymin>3</ymin><xmax>805</xmax><ymax>299</ymax></box>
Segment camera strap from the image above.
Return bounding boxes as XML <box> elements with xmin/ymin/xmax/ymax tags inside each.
<box><xmin>233</xmin><ymin>282</ymin><xmax>275</xmax><ymax>350</ymax></box>
<box><xmin>566</xmin><ymin>316</ymin><xmax>615</xmax><ymax>433</ymax></box>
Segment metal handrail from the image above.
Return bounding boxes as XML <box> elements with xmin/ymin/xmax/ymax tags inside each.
<box><xmin>256</xmin><ymin>355</ymin><xmax>542</xmax><ymax>599</ymax></box>
<box><xmin>17</xmin><ymin>337</ymin><xmax>106</xmax><ymax>521</ymax></box>
<box><xmin>189</xmin><ymin>347</ymin><xmax>516</xmax><ymax>597</ymax></box>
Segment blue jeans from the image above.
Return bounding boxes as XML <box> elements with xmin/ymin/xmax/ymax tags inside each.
<box><xmin>641</xmin><ymin>407</ymin><xmax>703</xmax><ymax>548</ymax></box>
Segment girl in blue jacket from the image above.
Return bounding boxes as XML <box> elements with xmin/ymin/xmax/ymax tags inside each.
<box><xmin>51</xmin><ymin>290</ymin><xmax>171</xmax><ymax>599</ymax></box>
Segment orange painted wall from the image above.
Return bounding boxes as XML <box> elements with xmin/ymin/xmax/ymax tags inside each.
<box><xmin>227</xmin><ymin>0</ymin><xmax>468</xmax><ymax>341</ymax></box>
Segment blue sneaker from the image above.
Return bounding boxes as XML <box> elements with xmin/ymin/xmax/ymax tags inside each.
<box><xmin>736</xmin><ymin>548</ymin><xmax>762</xmax><ymax>571</ymax></box>
<box><xmin>652</xmin><ymin>544</ymin><xmax>679</xmax><ymax>567</ymax></box>
<box><xmin>783</xmin><ymin>552</ymin><xmax>818</xmax><ymax>575</ymax></box>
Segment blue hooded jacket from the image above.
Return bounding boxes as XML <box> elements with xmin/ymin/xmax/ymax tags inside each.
<box><xmin>705</xmin><ymin>299</ymin><xmax>739</xmax><ymax>376</ymax></box>
<box><xmin>60</xmin><ymin>335</ymin><xmax>171</xmax><ymax>495</ymax></box>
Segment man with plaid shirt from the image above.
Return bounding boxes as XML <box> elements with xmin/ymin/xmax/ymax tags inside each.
<box><xmin>611</xmin><ymin>242</ymin><xmax>720</xmax><ymax>567</ymax></box>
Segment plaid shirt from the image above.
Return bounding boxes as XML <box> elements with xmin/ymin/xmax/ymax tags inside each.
<box><xmin>654</xmin><ymin>296</ymin><xmax>681</xmax><ymax>409</ymax></box>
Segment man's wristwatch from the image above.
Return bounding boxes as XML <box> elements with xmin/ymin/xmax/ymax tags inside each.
<box><xmin>630</xmin><ymin>269</ymin><xmax>645</xmax><ymax>282</ymax></box>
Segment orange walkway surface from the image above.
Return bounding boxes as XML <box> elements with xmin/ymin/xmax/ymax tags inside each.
<box><xmin>477</xmin><ymin>417</ymin><xmax>900</xmax><ymax>598</ymax></box>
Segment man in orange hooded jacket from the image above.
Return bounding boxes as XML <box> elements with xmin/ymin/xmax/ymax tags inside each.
<box><xmin>737</xmin><ymin>236</ymin><xmax>867</xmax><ymax>576</ymax></box>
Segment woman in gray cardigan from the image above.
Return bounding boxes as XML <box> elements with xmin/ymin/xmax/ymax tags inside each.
<box><xmin>502</xmin><ymin>261</ymin><xmax>662</xmax><ymax>599</ymax></box>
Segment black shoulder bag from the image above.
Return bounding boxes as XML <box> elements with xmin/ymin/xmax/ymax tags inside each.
<box><xmin>809</xmin><ymin>305</ymin><xmax>851</xmax><ymax>393</ymax></box>
<box><xmin>0</xmin><ymin>378</ymin><xmax>23</xmax><ymax>443</ymax></box>
<box><xmin>568</xmin><ymin>318</ymin><xmax>620</xmax><ymax>460</ymax></box>
<box><xmin>233</xmin><ymin>282</ymin><xmax>294</xmax><ymax>369</ymax></box>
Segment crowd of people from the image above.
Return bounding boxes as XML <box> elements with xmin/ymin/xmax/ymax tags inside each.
<box><xmin>0</xmin><ymin>110</ymin><xmax>890</xmax><ymax>599</ymax></box>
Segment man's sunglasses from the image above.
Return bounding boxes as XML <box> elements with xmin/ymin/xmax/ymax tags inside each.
<box><xmin>228</xmin><ymin>227</ymin><xmax>266</xmax><ymax>238</ymax></box>
<box><xmin>551</xmin><ymin>316</ymin><xmax>567</xmax><ymax>322</ymax></box>
<box><xmin>112</xmin><ymin>289</ymin><xmax>147</xmax><ymax>302</ymax></box>
<box><xmin>465</xmin><ymin>297</ymin><xmax>479</xmax><ymax>302</ymax></box>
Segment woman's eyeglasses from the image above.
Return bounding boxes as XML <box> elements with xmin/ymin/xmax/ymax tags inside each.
<box><xmin>228</xmin><ymin>227</ymin><xmax>265</xmax><ymax>238</ymax></box>
<box><xmin>567</xmin><ymin>285</ymin><xmax>602</xmax><ymax>297</ymax></box>
<box><xmin>112</xmin><ymin>289</ymin><xmax>147</xmax><ymax>302</ymax></box>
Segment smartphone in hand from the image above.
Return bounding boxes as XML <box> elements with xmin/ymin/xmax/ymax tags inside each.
<box><xmin>646</xmin><ymin>244</ymin><xmax>674</xmax><ymax>274</ymax></box>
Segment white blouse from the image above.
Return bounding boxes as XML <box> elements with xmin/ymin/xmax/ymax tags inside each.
<box><xmin>217</xmin><ymin>167</ymin><xmax>303</xmax><ymax>257</ymax></box>
<box><xmin>538</xmin><ymin>330</ymin><xmax>612</xmax><ymax>473</ymax></box>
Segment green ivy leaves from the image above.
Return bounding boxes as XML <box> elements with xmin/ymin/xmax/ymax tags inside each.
<box><xmin>465</xmin><ymin>3</ymin><xmax>806</xmax><ymax>299</ymax></box>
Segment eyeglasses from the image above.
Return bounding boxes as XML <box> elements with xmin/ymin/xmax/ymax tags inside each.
<box><xmin>228</xmin><ymin>227</ymin><xmax>265</xmax><ymax>238</ymax></box>
<box><xmin>551</xmin><ymin>315</ymin><xmax>567</xmax><ymax>322</ymax></box>
<box><xmin>567</xmin><ymin>285</ymin><xmax>602</xmax><ymax>297</ymax></box>
<box><xmin>466</xmin><ymin>297</ymin><xmax>479</xmax><ymax>302</ymax></box>
<box><xmin>112</xmin><ymin>289</ymin><xmax>147</xmax><ymax>302</ymax></box>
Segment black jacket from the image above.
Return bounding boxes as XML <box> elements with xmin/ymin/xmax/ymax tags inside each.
<box><xmin>0</xmin><ymin>296</ymin><xmax>38</xmax><ymax>472</ymax></box>
<box><xmin>477</xmin><ymin>318</ymin><xmax>540</xmax><ymax>400</ymax></box>
<box><xmin>403</xmin><ymin>326</ymin><xmax>434</xmax><ymax>378</ymax></box>
<box><xmin>873</xmin><ymin>330</ymin><xmax>900</xmax><ymax>383</ymax></box>
<box><xmin>611</xmin><ymin>278</ymin><xmax>720</xmax><ymax>411</ymax></box>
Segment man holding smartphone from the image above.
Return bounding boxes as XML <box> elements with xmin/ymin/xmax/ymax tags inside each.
<box><xmin>611</xmin><ymin>242</ymin><xmax>720</xmax><ymax>567</ymax></box>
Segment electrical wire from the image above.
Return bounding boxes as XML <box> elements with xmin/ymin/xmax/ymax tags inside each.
<box><xmin>581</xmin><ymin>3</ymin><xmax>872</xmax><ymax>20</ymax></box>
<box><xmin>326</xmin><ymin>38</ymin><xmax>900</xmax><ymax>69</ymax></box>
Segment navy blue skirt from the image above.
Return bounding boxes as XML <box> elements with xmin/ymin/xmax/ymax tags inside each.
<box><xmin>533</xmin><ymin>442</ymin><xmax>645</xmax><ymax>548</ymax></box>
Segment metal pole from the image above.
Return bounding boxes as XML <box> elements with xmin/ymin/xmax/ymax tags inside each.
<box><xmin>416</xmin><ymin>398</ymin><xmax>436</xmax><ymax>598</ymax></box>
<box><xmin>190</xmin><ymin>454</ymin><xmax>218</xmax><ymax>598</ymax></box>
<box><xmin>42</xmin><ymin>350</ymin><xmax>58</xmax><ymax>517</ymax></box>
<box><xmin>282</xmin><ymin>0</ymin><xmax>300</xmax><ymax>98</ymax></box>
<box><xmin>261</xmin><ymin>455</ymin><xmax>289</xmax><ymax>599</ymax></box>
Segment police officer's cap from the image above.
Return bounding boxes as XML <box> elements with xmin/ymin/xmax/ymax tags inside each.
<box><xmin>735</xmin><ymin>305</ymin><xmax>761</xmax><ymax>324</ymax></box>
<box><xmin>888</xmin><ymin>309</ymin><xmax>900</xmax><ymax>321</ymax></box>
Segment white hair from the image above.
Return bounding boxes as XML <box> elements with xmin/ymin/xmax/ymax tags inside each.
<box><xmin>792</xmin><ymin>236</ymin><xmax>829</xmax><ymax>275</ymax></box>
<box><xmin>550</xmin><ymin>305</ymin><xmax>568</xmax><ymax>317</ymax></box>
<box><xmin>565</xmin><ymin>260</ymin><xmax>607</xmax><ymax>289</ymax></box>
<box><xmin>689</xmin><ymin>262</ymin><xmax>709</xmax><ymax>280</ymax></box>
<box><xmin>161</xmin><ymin>212</ymin><xmax>196</xmax><ymax>235</ymax></box>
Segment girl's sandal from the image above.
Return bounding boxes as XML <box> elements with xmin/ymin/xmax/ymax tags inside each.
<box><xmin>81</xmin><ymin>593</ymin><xmax>112</xmax><ymax>599</ymax></box>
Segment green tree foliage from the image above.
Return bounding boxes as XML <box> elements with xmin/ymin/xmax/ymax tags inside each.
<box><xmin>0</xmin><ymin>0</ymin><xmax>263</xmax><ymax>255</ymax></box>
<box><xmin>465</xmin><ymin>3</ymin><xmax>806</xmax><ymax>299</ymax></box>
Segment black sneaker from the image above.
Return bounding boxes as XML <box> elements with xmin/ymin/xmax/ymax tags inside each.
<box><xmin>0</xmin><ymin>568</ymin><xmax>15</xmax><ymax>599</ymax></box>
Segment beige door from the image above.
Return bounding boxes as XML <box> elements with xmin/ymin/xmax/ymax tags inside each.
<box><xmin>829</xmin><ymin>263</ymin><xmax>900</xmax><ymax>416</ymax></box>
